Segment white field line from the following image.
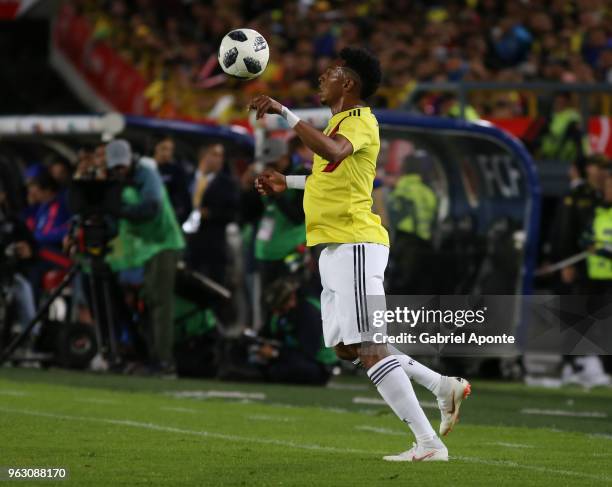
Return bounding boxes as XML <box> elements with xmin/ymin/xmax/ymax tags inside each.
<box><xmin>0</xmin><ymin>390</ymin><xmax>28</xmax><ymax>396</ymax></box>
<box><xmin>352</xmin><ymin>397</ymin><xmax>437</xmax><ymax>409</ymax></box>
<box><xmin>355</xmin><ymin>425</ymin><xmax>405</xmax><ymax>436</ymax></box>
<box><xmin>452</xmin><ymin>455</ymin><xmax>611</xmax><ymax>483</ymax></box>
<box><xmin>161</xmin><ymin>407</ymin><xmax>199</xmax><ymax>414</ymax></box>
<box><xmin>520</xmin><ymin>408</ymin><xmax>607</xmax><ymax>418</ymax></box>
<box><xmin>486</xmin><ymin>442</ymin><xmax>534</xmax><ymax>449</ymax></box>
<box><xmin>247</xmin><ymin>414</ymin><xmax>296</xmax><ymax>422</ymax></box>
<box><xmin>352</xmin><ymin>397</ymin><xmax>386</xmax><ymax>406</ymax></box>
<box><xmin>167</xmin><ymin>390</ymin><xmax>266</xmax><ymax>401</ymax></box>
<box><xmin>76</xmin><ymin>398</ymin><xmax>119</xmax><ymax>405</ymax></box>
<box><xmin>589</xmin><ymin>433</ymin><xmax>612</xmax><ymax>440</ymax></box>
<box><xmin>1</xmin><ymin>406</ymin><xmax>610</xmax><ymax>482</ymax></box>
<box><xmin>0</xmin><ymin>407</ymin><xmax>381</xmax><ymax>456</ymax></box>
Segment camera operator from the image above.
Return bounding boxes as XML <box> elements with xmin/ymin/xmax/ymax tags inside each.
<box><xmin>0</xmin><ymin>179</ymin><xmax>37</xmax><ymax>348</ymax></box>
<box><xmin>220</xmin><ymin>264</ymin><xmax>335</xmax><ymax>385</ymax></box>
<box><xmin>255</xmin><ymin>274</ymin><xmax>335</xmax><ymax>385</ymax></box>
<box><xmin>105</xmin><ymin>139</ymin><xmax>185</xmax><ymax>375</ymax></box>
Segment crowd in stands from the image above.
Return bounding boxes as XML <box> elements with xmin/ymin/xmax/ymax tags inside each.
<box><xmin>69</xmin><ymin>0</ymin><xmax>612</xmax><ymax>120</ymax></box>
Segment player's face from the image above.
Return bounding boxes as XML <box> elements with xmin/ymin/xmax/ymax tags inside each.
<box><xmin>318</xmin><ymin>65</ymin><xmax>345</xmax><ymax>106</ymax></box>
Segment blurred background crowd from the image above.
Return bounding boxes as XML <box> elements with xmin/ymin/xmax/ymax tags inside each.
<box><xmin>71</xmin><ymin>0</ymin><xmax>611</xmax><ymax>119</ymax></box>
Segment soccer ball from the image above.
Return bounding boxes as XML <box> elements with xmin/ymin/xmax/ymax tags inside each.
<box><xmin>218</xmin><ymin>29</ymin><xmax>269</xmax><ymax>79</ymax></box>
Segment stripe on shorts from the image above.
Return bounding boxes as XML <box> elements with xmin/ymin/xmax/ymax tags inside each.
<box><xmin>360</xmin><ymin>245</ymin><xmax>369</xmax><ymax>332</ymax></box>
<box><xmin>353</xmin><ymin>245</ymin><xmax>362</xmax><ymax>333</ymax></box>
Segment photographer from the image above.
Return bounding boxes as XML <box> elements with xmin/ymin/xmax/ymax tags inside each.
<box><xmin>105</xmin><ymin>139</ymin><xmax>185</xmax><ymax>375</ymax></box>
<box><xmin>256</xmin><ymin>275</ymin><xmax>335</xmax><ymax>385</ymax></box>
<box><xmin>220</xmin><ymin>268</ymin><xmax>334</xmax><ymax>385</ymax></box>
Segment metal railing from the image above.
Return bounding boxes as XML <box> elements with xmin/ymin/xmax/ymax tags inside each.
<box><xmin>402</xmin><ymin>82</ymin><xmax>612</xmax><ymax>120</ymax></box>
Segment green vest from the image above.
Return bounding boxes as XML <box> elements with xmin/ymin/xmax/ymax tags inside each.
<box><xmin>540</xmin><ymin>108</ymin><xmax>589</xmax><ymax>162</ymax></box>
<box><xmin>306</xmin><ymin>296</ymin><xmax>338</xmax><ymax>366</ymax></box>
<box><xmin>106</xmin><ymin>184</ymin><xmax>185</xmax><ymax>271</ymax></box>
<box><xmin>587</xmin><ymin>206</ymin><xmax>612</xmax><ymax>280</ymax></box>
<box><xmin>448</xmin><ymin>102</ymin><xmax>480</xmax><ymax>121</ymax></box>
<box><xmin>390</xmin><ymin>174</ymin><xmax>437</xmax><ymax>240</ymax></box>
<box><xmin>255</xmin><ymin>192</ymin><xmax>305</xmax><ymax>260</ymax></box>
<box><xmin>174</xmin><ymin>295</ymin><xmax>217</xmax><ymax>340</ymax></box>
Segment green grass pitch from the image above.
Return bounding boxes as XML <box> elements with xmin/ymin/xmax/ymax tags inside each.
<box><xmin>1</xmin><ymin>368</ymin><xmax>611</xmax><ymax>486</ymax></box>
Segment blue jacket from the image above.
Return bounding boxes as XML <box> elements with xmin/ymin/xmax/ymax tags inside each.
<box><xmin>30</xmin><ymin>193</ymin><xmax>71</xmax><ymax>252</ymax></box>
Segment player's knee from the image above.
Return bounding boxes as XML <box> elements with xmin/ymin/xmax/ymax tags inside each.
<box><xmin>357</xmin><ymin>343</ymin><xmax>388</xmax><ymax>369</ymax></box>
<box><xmin>334</xmin><ymin>343</ymin><xmax>358</xmax><ymax>361</ymax></box>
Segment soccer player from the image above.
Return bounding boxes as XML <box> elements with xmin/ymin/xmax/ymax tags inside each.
<box><xmin>249</xmin><ymin>47</ymin><xmax>470</xmax><ymax>462</ymax></box>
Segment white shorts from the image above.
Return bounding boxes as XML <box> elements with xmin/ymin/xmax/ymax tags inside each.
<box><xmin>319</xmin><ymin>243</ymin><xmax>389</xmax><ymax>347</ymax></box>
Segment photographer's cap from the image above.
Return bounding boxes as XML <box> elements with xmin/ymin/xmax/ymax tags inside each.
<box><xmin>106</xmin><ymin>139</ymin><xmax>132</xmax><ymax>169</ymax></box>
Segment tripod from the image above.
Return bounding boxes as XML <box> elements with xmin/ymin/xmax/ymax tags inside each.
<box><xmin>0</xmin><ymin>226</ymin><xmax>120</xmax><ymax>367</ymax></box>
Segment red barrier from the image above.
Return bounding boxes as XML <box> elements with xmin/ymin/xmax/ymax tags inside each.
<box><xmin>487</xmin><ymin>117</ymin><xmax>612</xmax><ymax>158</ymax></box>
<box><xmin>53</xmin><ymin>4</ymin><xmax>153</xmax><ymax>116</ymax></box>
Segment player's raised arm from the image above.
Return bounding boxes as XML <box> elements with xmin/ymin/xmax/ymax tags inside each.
<box><xmin>248</xmin><ymin>95</ymin><xmax>354</xmax><ymax>163</ymax></box>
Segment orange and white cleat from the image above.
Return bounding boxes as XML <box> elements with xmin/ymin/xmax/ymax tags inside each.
<box><xmin>383</xmin><ymin>442</ymin><xmax>449</xmax><ymax>462</ymax></box>
<box><xmin>437</xmin><ymin>377</ymin><xmax>471</xmax><ymax>436</ymax></box>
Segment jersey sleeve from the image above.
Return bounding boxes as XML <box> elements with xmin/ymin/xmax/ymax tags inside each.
<box><xmin>335</xmin><ymin>116</ymin><xmax>372</xmax><ymax>154</ymax></box>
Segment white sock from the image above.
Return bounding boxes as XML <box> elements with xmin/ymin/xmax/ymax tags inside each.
<box><xmin>387</xmin><ymin>345</ymin><xmax>442</xmax><ymax>396</ymax></box>
<box><xmin>367</xmin><ymin>356</ymin><xmax>440</xmax><ymax>445</ymax></box>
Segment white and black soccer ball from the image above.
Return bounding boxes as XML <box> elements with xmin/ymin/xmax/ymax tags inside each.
<box><xmin>218</xmin><ymin>29</ymin><xmax>269</xmax><ymax>79</ymax></box>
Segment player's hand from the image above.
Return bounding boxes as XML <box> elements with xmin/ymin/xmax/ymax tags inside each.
<box><xmin>248</xmin><ymin>95</ymin><xmax>283</xmax><ymax>120</ymax></box>
<box><xmin>255</xmin><ymin>169</ymin><xmax>287</xmax><ymax>195</ymax></box>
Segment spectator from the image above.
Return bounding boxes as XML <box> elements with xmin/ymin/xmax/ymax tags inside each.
<box><xmin>0</xmin><ymin>178</ymin><xmax>37</xmax><ymax>346</ymax></box>
<box><xmin>48</xmin><ymin>158</ymin><xmax>73</xmax><ymax>190</ymax></box>
<box><xmin>25</xmin><ymin>172</ymin><xmax>72</xmax><ymax>298</ymax></box>
<box><xmin>187</xmin><ymin>143</ymin><xmax>239</xmax><ymax>286</ymax></box>
<box><xmin>74</xmin><ymin>0</ymin><xmax>612</xmax><ymax>118</ymax></box>
<box><xmin>539</xmin><ymin>92</ymin><xmax>589</xmax><ymax>162</ymax></box>
<box><xmin>570</xmin><ymin>163</ymin><xmax>612</xmax><ymax>385</ymax></box>
<box><xmin>554</xmin><ymin>156</ymin><xmax>611</xmax><ymax>386</ymax></box>
<box><xmin>152</xmin><ymin>135</ymin><xmax>191</xmax><ymax>224</ymax></box>
<box><xmin>254</xmin><ymin>137</ymin><xmax>308</xmax><ymax>289</ymax></box>
<box><xmin>388</xmin><ymin>153</ymin><xmax>438</xmax><ymax>294</ymax></box>
<box><xmin>105</xmin><ymin>139</ymin><xmax>185</xmax><ymax>376</ymax></box>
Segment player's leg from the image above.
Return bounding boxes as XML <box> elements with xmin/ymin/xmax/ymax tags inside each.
<box><xmin>352</xmin><ymin>243</ymin><xmax>447</xmax><ymax>461</ymax></box>
<box><xmin>385</xmin><ymin>345</ymin><xmax>471</xmax><ymax>436</ymax></box>
<box><xmin>358</xmin><ymin>342</ymin><xmax>448</xmax><ymax>461</ymax></box>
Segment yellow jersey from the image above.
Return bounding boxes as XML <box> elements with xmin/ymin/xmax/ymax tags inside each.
<box><xmin>303</xmin><ymin>107</ymin><xmax>389</xmax><ymax>247</ymax></box>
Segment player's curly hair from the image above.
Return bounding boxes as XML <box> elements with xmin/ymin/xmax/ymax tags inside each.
<box><xmin>339</xmin><ymin>47</ymin><xmax>382</xmax><ymax>100</ymax></box>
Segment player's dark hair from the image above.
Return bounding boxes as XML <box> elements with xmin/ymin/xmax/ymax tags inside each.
<box><xmin>339</xmin><ymin>47</ymin><xmax>382</xmax><ymax>100</ymax></box>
